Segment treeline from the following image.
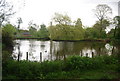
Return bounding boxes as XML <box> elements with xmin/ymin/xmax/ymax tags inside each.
<box><xmin>48</xmin><ymin>17</ymin><xmax>120</xmax><ymax>40</ymax></box>
<box><xmin>47</xmin><ymin>11</ymin><xmax>120</xmax><ymax>40</ymax></box>
<box><xmin>2</xmin><ymin>15</ymin><xmax>120</xmax><ymax>41</ymax></box>
<box><xmin>2</xmin><ymin>4</ymin><xmax>120</xmax><ymax>42</ymax></box>
<box><xmin>48</xmin><ymin>19</ymin><xmax>84</xmax><ymax>40</ymax></box>
<box><xmin>48</xmin><ymin>18</ymin><xmax>107</xmax><ymax>40</ymax></box>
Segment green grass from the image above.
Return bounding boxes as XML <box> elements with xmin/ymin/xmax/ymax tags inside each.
<box><xmin>2</xmin><ymin>54</ymin><xmax>120</xmax><ymax>79</ymax></box>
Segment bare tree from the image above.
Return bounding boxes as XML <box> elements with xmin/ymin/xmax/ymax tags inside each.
<box><xmin>17</xmin><ymin>17</ymin><xmax>23</xmax><ymax>30</ymax></box>
<box><xmin>28</xmin><ymin>20</ymin><xmax>39</xmax><ymax>30</ymax></box>
<box><xmin>0</xmin><ymin>0</ymin><xmax>15</xmax><ymax>27</ymax></box>
<box><xmin>93</xmin><ymin>4</ymin><xmax>112</xmax><ymax>33</ymax></box>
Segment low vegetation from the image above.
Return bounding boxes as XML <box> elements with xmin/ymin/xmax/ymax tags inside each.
<box><xmin>3</xmin><ymin>54</ymin><xmax>120</xmax><ymax>79</ymax></box>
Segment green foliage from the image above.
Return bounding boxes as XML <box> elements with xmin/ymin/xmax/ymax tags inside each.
<box><xmin>2</xmin><ymin>50</ymin><xmax>13</xmax><ymax>61</ymax></box>
<box><xmin>93</xmin><ymin>20</ymin><xmax>109</xmax><ymax>38</ymax></box>
<box><xmin>3</xmin><ymin>60</ymin><xmax>63</xmax><ymax>79</ymax></box>
<box><xmin>18</xmin><ymin>24</ymin><xmax>49</xmax><ymax>38</ymax></box>
<box><xmin>48</xmin><ymin>13</ymin><xmax>85</xmax><ymax>40</ymax></box>
<box><xmin>94</xmin><ymin>4</ymin><xmax>112</xmax><ymax>35</ymax></box>
<box><xmin>48</xmin><ymin>24</ymin><xmax>85</xmax><ymax>40</ymax></box>
<box><xmin>100</xmin><ymin>30</ymin><xmax>107</xmax><ymax>38</ymax></box>
<box><xmin>3</xmin><ymin>55</ymin><xmax>119</xmax><ymax>79</ymax></box>
<box><xmin>37</xmin><ymin>24</ymin><xmax>49</xmax><ymax>38</ymax></box>
<box><xmin>29</xmin><ymin>26</ymin><xmax>37</xmax><ymax>37</ymax></box>
<box><xmin>64</xmin><ymin>55</ymin><xmax>119</xmax><ymax>71</ymax></box>
<box><xmin>112</xmin><ymin>16</ymin><xmax>120</xmax><ymax>39</ymax></box>
<box><xmin>64</xmin><ymin>56</ymin><xmax>95</xmax><ymax>71</ymax></box>
<box><xmin>74</xmin><ymin>18</ymin><xmax>82</xmax><ymax>28</ymax></box>
<box><xmin>2</xmin><ymin>24</ymin><xmax>17</xmax><ymax>47</ymax></box>
<box><xmin>94</xmin><ymin>20</ymin><xmax>110</xmax><ymax>31</ymax></box>
<box><xmin>27</xmin><ymin>21</ymin><xmax>39</xmax><ymax>37</ymax></box>
<box><xmin>2</xmin><ymin>24</ymin><xmax>17</xmax><ymax>38</ymax></box>
<box><xmin>84</xmin><ymin>20</ymin><xmax>109</xmax><ymax>39</ymax></box>
<box><xmin>49</xmin><ymin>14</ymin><xmax>111</xmax><ymax>40</ymax></box>
<box><xmin>2</xmin><ymin>24</ymin><xmax>15</xmax><ymax>62</ymax></box>
<box><xmin>84</xmin><ymin>27</ymin><xmax>99</xmax><ymax>39</ymax></box>
<box><xmin>53</xmin><ymin>13</ymin><xmax>71</xmax><ymax>25</ymax></box>
<box><xmin>107</xmin><ymin>16</ymin><xmax>120</xmax><ymax>39</ymax></box>
<box><xmin>3</xmin><ymin>60</ymin><xmax>43</xmax><ymax>79</ymax></box>
<box><xmin>40</xmin><ymin>61</ymin><xmax>63</xmax><ymax>74</ymax></box>
<box><xmin>107</xmin><ymin>29</ymin><xmax>114</xmax><ymax>39</ymax></box>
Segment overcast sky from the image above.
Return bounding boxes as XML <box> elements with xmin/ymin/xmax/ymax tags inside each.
<box><xmin>9</xmin><ymin>0</ymin><xmax>119</xmax><ymax>30</ymax></box>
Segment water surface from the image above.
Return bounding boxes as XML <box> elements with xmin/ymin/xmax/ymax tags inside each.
<box><xmin>12</xmin><ymin>39</ymin><xmax>119</xmax><ymax>62</ymax></box>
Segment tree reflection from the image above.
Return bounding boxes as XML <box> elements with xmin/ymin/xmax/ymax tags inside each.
<box><xmin>52</xmin><ymin>41</ymin><xmax>107</xmax><ymax>59</ymax></box>
<box><xmin>29</xmin><ymin>40</ymin><xmax>37</xmax><ymax>61</ymax></box>
<box><xmin>12</xmin><ymin>40</ymin><xmax>119</xmax><ymax>61</ymax></box>
<box><xmin>50</xmin><ymin>40</ymin><xmax>53</xmax><ymax>61</ymax></box>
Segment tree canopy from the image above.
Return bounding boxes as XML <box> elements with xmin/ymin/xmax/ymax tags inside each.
<box><xmin>52</xmin><ymin>13</ymin><xmax>72</xmax><ymax>25</ymax></box>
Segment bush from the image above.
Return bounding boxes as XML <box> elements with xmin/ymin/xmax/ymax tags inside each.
<box><xmin>2</xmin><ymin>55</ymin><xmax>119</xmax><ymax>79</ymax></box>
<box><xmin>2</xmin><ymin>24</ymin><xmax>16</xmax><ymax>47</ymax></box>
<box><xmin>3</xmin><ymin>60</ymin><xmax>63</xmax><ymax>79</ymax></box>
<box><xmin>64</xmin><ymin>56</ymin><xmax>98</xmax><ymax>71</ymax></box>
<box><xmin>41</xmin><ymin>60</ymin><xmax>63</xmax><ymax>74</ymax></box>
<box><xmin>64</xmin><ymin>55</ymin><xmax>119</xmax><ymax>71</ymax></box>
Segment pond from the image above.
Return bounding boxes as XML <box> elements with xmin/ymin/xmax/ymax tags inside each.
<box><xmin>12</xmin><ymin>39</ymin><xmax>119</xmax><ymax>62</ymax></box>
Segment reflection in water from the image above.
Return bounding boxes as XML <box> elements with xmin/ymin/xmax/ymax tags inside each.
<box><xmin>12</xmin><ymin>40</ymin><xmax>119</xmax><ymax>62</ymax></box>
<box><xmin>50</xmin><ymin>40</ymin><xmax>53</xmax><ymax>61</ymax></box>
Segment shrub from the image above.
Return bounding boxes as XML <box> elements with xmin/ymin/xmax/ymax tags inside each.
<box><xmin>64</xmin><ymin>56</ymin><xmax>95</xmax><ymax>71</ymax></box>
<box><xmin>41</xmin><ymin>60</ymin><xmax>63</xmax><ymax>74</ymax></box>
<box><xmin>3</xmin><ymin>55</ymin><xmax>119</xmax><ymax>79</ymax></box>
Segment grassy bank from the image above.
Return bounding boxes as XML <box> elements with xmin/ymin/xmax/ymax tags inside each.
<box><xmin>2</xmin><ymin>54</ymin><xmax>120</xmax><ymax>79</ymax></box>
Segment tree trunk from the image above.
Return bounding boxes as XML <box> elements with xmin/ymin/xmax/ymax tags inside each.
<box><xmin>113</xmin><ymin>26</ymin><xmax>117</xmax><ymax>38</ymax></box>
<box><xmin>99</xmin><ymin>19</ymin><xmax>103</xmax><ymax>38</ymax></box>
